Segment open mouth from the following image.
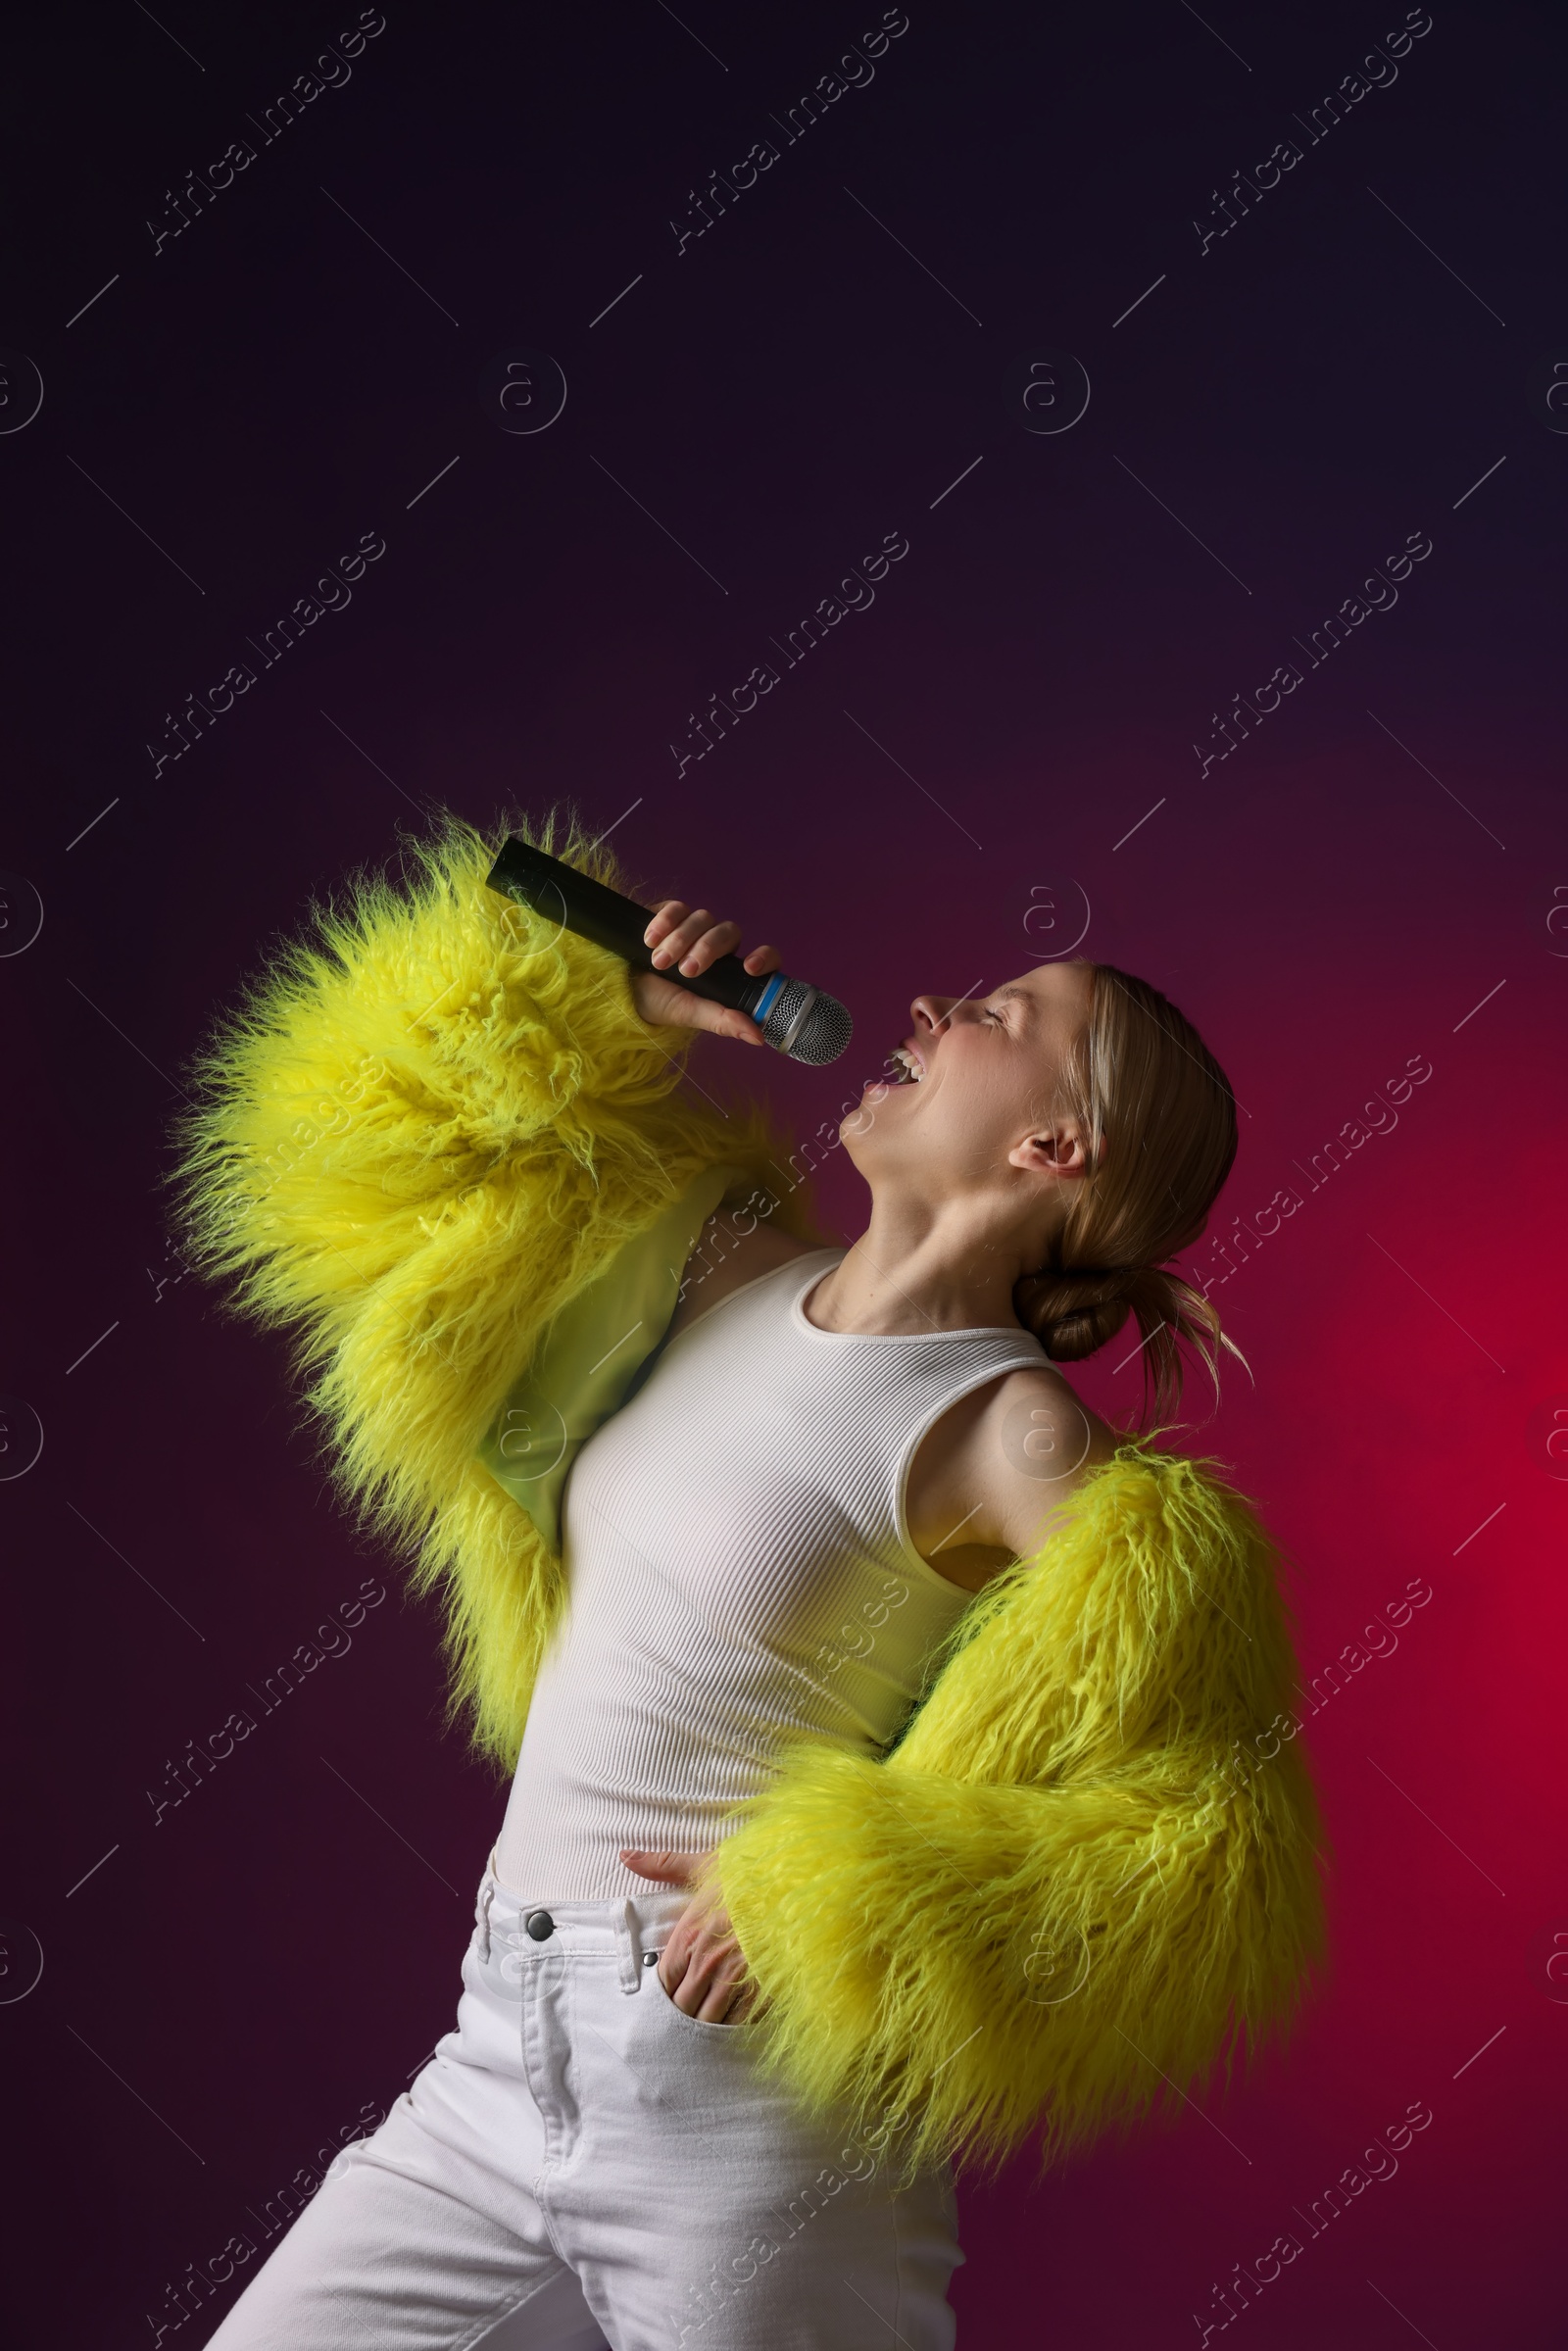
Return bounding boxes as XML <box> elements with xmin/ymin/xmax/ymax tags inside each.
<box><xmin>886</xmin><ymin>1044</ymin><xmax>925</xmax><ymax>1085</ymax></box>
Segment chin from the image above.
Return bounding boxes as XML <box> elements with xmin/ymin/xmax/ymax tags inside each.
<box><xmin>844</xmin><ymin>1102</ymin><xmax>915</xmax><ymax>1184</ymax></box>
<box><xmin>838</xmin><ymin>1108</ymin><xmax>880</xmax><ymax>1174</ymax></box>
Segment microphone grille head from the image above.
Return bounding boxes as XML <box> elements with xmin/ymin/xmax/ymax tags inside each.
<box><xmin>760</xmin><ymin>980</ymin><xmax>854</xmax><ymax>1065</ymax></box>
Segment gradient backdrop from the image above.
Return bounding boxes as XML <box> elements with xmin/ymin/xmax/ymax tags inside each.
<box><xmin>3</xmin><ymin>1</ymin><xmax>1565</xmax><ymax>2344</ymax></box>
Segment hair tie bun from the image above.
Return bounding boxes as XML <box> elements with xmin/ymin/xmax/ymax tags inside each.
<box><xmin>1052</xmin><ymin>1264</ymin><xmax>1137</xmax><ymax>1281</ymax></box>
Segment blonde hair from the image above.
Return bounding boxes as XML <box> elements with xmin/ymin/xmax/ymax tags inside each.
<box><xmin>1012</xmin><ymin>962</ymin><xmax>1243</xmax><ymax>1426</ymax></box>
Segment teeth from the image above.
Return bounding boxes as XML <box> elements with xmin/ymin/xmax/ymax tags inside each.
<box><xmin>890</xmin><ymin>1045</ymin><xmax>923</xmax><ymax>1083</ymax></box>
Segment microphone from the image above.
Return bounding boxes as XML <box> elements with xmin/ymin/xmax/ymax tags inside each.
<box><xmin>485</xmin><ymin>838</ymin><xmax>853</xmax><ymax>1066</ymax></box>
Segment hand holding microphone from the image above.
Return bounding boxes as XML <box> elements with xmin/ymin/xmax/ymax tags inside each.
<box><xmin>486</xmin><ymin>838</ymin><xmax>852</xmax><ymax>1065</ymax></box>
<box><xmin>632</xmin><ymin>901</ymin><xmax>781</xmax><ymax>1049</ymax></box>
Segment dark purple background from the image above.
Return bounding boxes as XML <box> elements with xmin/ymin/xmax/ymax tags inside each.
<box><xmin>3</xmin><ymin>1</ymin><xmax>1565</xmax><ymax>2343</ymax></box>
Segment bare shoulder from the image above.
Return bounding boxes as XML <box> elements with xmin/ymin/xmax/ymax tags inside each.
<box><xmin>906</xmin><ymin>1360</ymin><xmax>1123</xmax><ymax>1592</ymax></box>
<box><xmin>664</xmin><ymin>1202</ymin><xmax>820</xmax><ymax>1342</ymax></box>
<box><xmin>977</xmin><ymin>1363</ymin><xmax>1122</xmax><ymax>1496</ymax></box>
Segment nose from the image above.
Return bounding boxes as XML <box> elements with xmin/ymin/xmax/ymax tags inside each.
<box><xmin>910</xmin><ymin>994</ymin><xmax>956</xmax><ymax>1036</ymax></box>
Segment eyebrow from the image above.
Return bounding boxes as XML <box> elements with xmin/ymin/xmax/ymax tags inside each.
<box><xmin>992</xmin><ymin>986</ymin><xmax>1035</xmax><ymax>1015</ymax></box>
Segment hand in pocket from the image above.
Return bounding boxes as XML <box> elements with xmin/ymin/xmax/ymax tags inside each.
<box><xmin>620</xmin><ymin>1847</ymin><xmax>761</xmax><ymax>2023</ymax></box>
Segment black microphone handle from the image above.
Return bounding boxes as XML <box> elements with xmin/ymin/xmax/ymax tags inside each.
<box><xmin>485</xmin><ymin>837</ymin><xmax>767</xmax><ymax>1017</ymax></box>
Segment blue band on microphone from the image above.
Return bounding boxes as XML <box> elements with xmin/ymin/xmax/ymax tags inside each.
<box><xmin>753</xmin><ymin>974</ymin><xmax>786</xmax><ymax>1022</ymax></box>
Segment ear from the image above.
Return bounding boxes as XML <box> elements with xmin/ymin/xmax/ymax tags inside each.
<box><xmin>1007</xmin><ymin>1122</ymin><xmax>1091</xmax><ymax>1179</ymax></box>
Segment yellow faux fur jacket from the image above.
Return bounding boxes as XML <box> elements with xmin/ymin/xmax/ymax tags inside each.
<box><xmin>173</xmin><ymin>808</ymin><xmax>1325</xmax><ymax>2183</ymax></box>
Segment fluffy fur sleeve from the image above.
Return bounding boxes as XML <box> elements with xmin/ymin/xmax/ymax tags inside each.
<box><xmin>710</xmin><ymin>1445</ymin><xmax>1326</xmax><ymax>2180</ymax></box>
<box><xmin>170</xmin><ymin>807</ymin><xmax>800</xmax><ymax>1767</ymax></box>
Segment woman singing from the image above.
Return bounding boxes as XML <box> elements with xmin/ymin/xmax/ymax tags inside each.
<box><xmin>178</xmin><ymin>810</ymin><xmax>1323</xmax><ymax>2350</ymax></box>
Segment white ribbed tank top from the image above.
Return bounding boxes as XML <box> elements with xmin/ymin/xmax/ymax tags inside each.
<box><xmin>493</xmin><ymin>1247</ymin><xmax>1048</xmax><ymax>1901</ymax></box>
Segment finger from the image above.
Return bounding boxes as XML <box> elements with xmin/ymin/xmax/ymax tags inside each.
<box><xmin>647</xmin><ymin>908</ymin><xmax>714</xmax><ymax>970</ymax></box>
<box><xmin>741</xmin><ymin>943</ymin><xmax>781</xmax><ymax>976</ymax></box>
<box><xmin>628</xmin><ymin>972</ymin><xmax>708</xmax><ymax>1033</ymax></box>
<box><xmin>697</xmin><ymin>1953</ymin><xmax>753</xmax><ymax>2023</ymax></box>
<box><xmin>739</xmin><ymin>1976</ymin><xmax>770</xmax><ymax>2021</ymax></box>
<box><xmin>714</xmin><ymin>1007</ymin><xmax>766</xmax><ymax>1049</ymax></box>
<box><xmin>641</xmin><ymin>901</ymin><xmax>689</xmax><ymax>955</ymax></box>
<box><xmin>645</xmin><ymin>988</ymin><xmax>763</xmax><ymax>1050</ymax></box>
<box><xmin>629</xmin><ymin>967</ymin><xmax>766</xmax><ymax>1047</ymax></box>
<box><xmin>728</xmin><ymin>1980</ymin><xmax>768</xmax><ymax>2024</ymax></box>
<box><xmin>683</xmin><ymin>1926</ymin><xmax>740</xmax><ymax>1992</ymax></box>
<box><xmin>671</xmin><ymin>918</ymin><xmax>743</xmax><ymax>979</ymax></box>
<box><xmin>655</xmin><ymin>910</ymin><xmax>750</xmax><ymax>976</ymax></box>
<box><xmin>724</xmin><ymin>1975</ymin><xmax>758</xmax><ymax>2021</ymax></box>
<box><xmin>657</xmin><ymin>1919</ymin><xmax>705</xmax><ymax>1997</ymax></box>
<box><xmin>657</xmin><ymin>1945</ymin><xmax>684</xmax><ymax>1997</ymax></box>
<box><xmin>619</xmin><ymin>1847</ymin><xmax>703</xmax><ymax>1885</ymax></box>
<box><xmin>677</xmin><ymin>997</ymin><xmax>762</xmax><ymax>1048</ymax></box>
<box><xmin>671</xmin><ymin>1953</ymin><xmax>732</xmax><ymax>2021</ymax></box>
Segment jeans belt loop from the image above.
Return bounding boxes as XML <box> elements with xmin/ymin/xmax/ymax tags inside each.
<box><xmin>616</xmin><ymin>1898</ymin><xmax>642</xmax><ymax>1994</ymax></box>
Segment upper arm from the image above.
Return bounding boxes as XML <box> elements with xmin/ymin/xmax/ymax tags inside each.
<box><xmin>908</xmin><ymin>1365</ymin><xmax>1121</xmax><ymax>1579</ymax></box>
<box><xmin>992</xmin><ymin>1359</ymin><xmax>1116</xmax><ymax>1474</ymax></box>
<box><xmin>979</xmin><ymin>1368</ymin><xmax>1121</xmax><ymax>1557</ymax></box>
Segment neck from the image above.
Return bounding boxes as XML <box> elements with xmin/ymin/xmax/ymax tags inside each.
<box><xmin>808</xmin><ymin>1192</ymin><xmax>1047</xmax><ymax>1337</ymax></box>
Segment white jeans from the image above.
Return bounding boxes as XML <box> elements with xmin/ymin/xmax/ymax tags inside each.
<box><xmin>204</xmin><ymin>1856</ymin><xmax>963</xmax><ymax>2349</ymax></box>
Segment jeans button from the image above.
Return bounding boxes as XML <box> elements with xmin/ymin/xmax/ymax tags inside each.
<box><xmin>524</xmin><ymin>1908</ymin><xmax>556</xmax><ymax>1941</ymax></box>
